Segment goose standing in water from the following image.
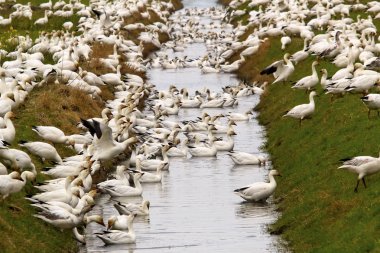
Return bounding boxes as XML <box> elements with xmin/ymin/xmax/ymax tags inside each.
<box><xmin>234</xmin><ymin>170</ymin><xmax>281</xmax><ymax>202</ymax></box>
<box><xmin>283</xmin><ymin>91</ymin><xmax>318</xmax><ymax>126</ymax></box>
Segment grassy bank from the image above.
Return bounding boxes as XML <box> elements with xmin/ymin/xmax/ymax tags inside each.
<box><xmin>220</xmin><ymin>1</ymin><xmax>380</xmax><ymax>252</ymax></box>
<box><xmin>0</xmin><ymin>0</ymin><xmax>182</xmax><ymax>252</ymax></box>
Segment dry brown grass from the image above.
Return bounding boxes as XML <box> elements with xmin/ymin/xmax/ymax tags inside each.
<box><xmin>14</xmin><ymin>83</ymin><xmax>105</xmax><ymax>135</ymax></box>
<box><xmin>235</xmin><ymin>40</ymin><xmax>274</xmax><ymax>83</ymax></box>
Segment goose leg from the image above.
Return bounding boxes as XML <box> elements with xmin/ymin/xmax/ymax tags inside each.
<box><xmin>377</xmin><ymin>110</ymin><xmax>379</xmax><ymax>118</ymax></box>
<box><xmin>354</xmin><ymin>179</ymin><xmax>360</xmax><ymax>193</ymax></box>
<box><xmin>368</xmin><ymin>110</ymin><xmax>370</xmax><ymax>119</ymax></box>
<box><xmin>299</xmin><ymin>119</ymin><xmax>302</xmax><ymax>127</ymax></box>
<box><xmin>362</xmin><ymin>178</ymin><xmax>367</xmax><ymax>188</ymax></box>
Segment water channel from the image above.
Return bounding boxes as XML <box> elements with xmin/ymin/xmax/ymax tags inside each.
<box><xmin>82</xmin><ymin>0</ymin><xmax>283</xmax><ymax>252</ymax></box>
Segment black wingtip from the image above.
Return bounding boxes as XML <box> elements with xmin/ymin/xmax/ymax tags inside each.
<box><xmin>2</xmin><ymin>140</ymin><xmax>11</xmax><ymax>146</ymax></box>
<box><xmin>18</xmin><ymin>140</ymin><xmax>28</xmax><ymax>145</ymax></box>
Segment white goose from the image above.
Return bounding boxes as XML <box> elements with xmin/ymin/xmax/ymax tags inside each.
<box><xmin>0</xmin><ymin>111</ymin><xmax>16</xmax><ymax>143</ymax></box>
<box><xmin>107</xmin><ymin>213</ymin><xmax>135</xmax><ymax>230</ymax></box>
<box><xmin>361</xmin><ymin>94</ymin><xmax>380</xmax><ymax>118</ymax></box>
<box><xmin>292</xmin><ymin>61</ymin><xmax>319</xmax><ymax>90</ymax></box>
<box><xmin>32</xmin><ymin>125</ymin><xmax>75</xmax><ymax>145</ymax></box>
<box><xmin>214</xmin><ymin>130</ymin><xmax>236</xmax><ymax>151</ymax></box>
<box><xmin>338</xmin><ymin>158</ymin><xmax>380</xmax><ymax>192</ymax></box>
<box><xmin>81</xmin><ymin>119</ymin><xmax>137</xmax><ymax>162</ymax></box>
<box><xmin>283</xmin><ymin>91</ymin><xmax>318</xmax><ymax>126</ymax></box>
<box><xmin>228</xmin><ymin>151</ymin><xmax>266</xmax><ymax>165</ymax></box>
<box><xmin>114</xmin><ymin>200</ymin><xmax>150</xmax><ymax>216</ymax></box>
<box><xmin>234</xmin><ymin>170</ymin><xmax>281</xmax><ymax>202</ymax></box>
<box><xmin>0</xmin><ymin>171</ymin><xmax>35</xmax><ymax>199</ymax></box>
<box><xmin>188</xmin><ymin>136</ymin><xmax>217</xmax><ymax>157</ymax></box>
<box><xmin>137</xmin><ymin>160</ymin><xmax>166</xmax><ymax>183</ymax></box>
<box><xmin>227</xmin><ymin>109</ymin><xmax>253</xmax><ymax>121</ymax></box>
<box><xmin>97</xmin><ymin>213</ymin><xmax>137</xmax><ymax>244</ymax></box>
<box><xmin>101</xmin><ymin>172</ymin><xmax>143</xmax><ymax>197</ymax></box>
<box><xmin>260</xmin><ymin>53</ymin><xmax>294</xmax><ymax>84</ymax></box>
<box><xmin>19</xmin><ymin>141</ymin><xmax>62</xmax><ymax>163</ymax></box>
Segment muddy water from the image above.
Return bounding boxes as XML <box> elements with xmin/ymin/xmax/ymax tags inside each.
<box><xmin>82</xmin><ymin>0</ymin><xmax>284</xmax><ymax>252</ymax></box>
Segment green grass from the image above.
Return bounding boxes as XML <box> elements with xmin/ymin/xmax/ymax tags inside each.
<box><xmin>219</xmin><ymin>0</ymin><xmax>380</xmax><ymax>252</ymax></box>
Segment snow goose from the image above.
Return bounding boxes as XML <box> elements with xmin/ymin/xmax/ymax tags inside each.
<box><xmin>345</xmin><ymin>75</ymin><xmax>380</xmax><ymax>94</ymax></box>
<box><xmin>35</xmin><ymin>10</ymin><xmax>49</xmax><ymax>25</ymax></box>
<box><xmin>291</xmin><ymin>61</ymin><xmax>319</xmax><ymax>90</ymax></box>
<box><xmin>96</xmin><ymin>213</ymin><xmax>137</xmax><ymax>245</ymax></box>
<box><xmin>234</xmin><ymin>170</ymin><xmax>281</xmax><ymax>202</ymax></box>
<box><xmin>339</xmin><ymin>152</ymin><xmax>380</xmax><ymax>167</ymax></box>
<box><xmin>19</xmin><ymin>141</ymin><xmax>62</xmax><ymax>163</ymax></box>
<box><xmin>361</xmin><ymin>94</ymin><xmax>380</xmax><ymax>118</ymax></box>
<box><xmin>280</xmin><ymin>36</ymin><xmax>291</xmax><ymax>50</ymax></box>
<box><xmin>188</xmin><ymin>136</ymin><xmax>217</xmax><ymax>157</ymax></box>
<box><xmin>212</xmin><ymin>120</ymin><xmax>236</xmax><ymax>134</ymax></box>
<box><xmin>290</xmin><ymin>39</ymin><xmax>309</xmax><ymax>64</ymax></box>
<box><xmin>214</xmin><ymin>130</ymin><xmax>236</xmax><ymax>151</ymax></box>
<box><xmin>101</xmin><ymin>172</ymin><xmax>143</xmax><ymax>197</ymax></box>
<box><xmin>32</xmin><ymin>126</ymin><xmax>75</xmax><ymax>146</ymax></box>
<box><xmin>0</xmin><ymin>171</ymin><xmax>34</xmax><ymax>199</ymax></box>
<box><xmin>138</xmin><ymin>160</ymin><xmax>166</xmax><ymax>183</ymax></box>
<box><xmin>338</xmin><ymin>157</ymin><xmax>380</xmax><ymax>192</ymax></box>
<box><xmin>139</xmin><ymin>145</ymin><xmax>170</xmax><ymax>171</ymax></box>
<box><xmin>319</xmin><ymin>69</ymin><xmax>328</xmax><ymax>89</ymax></box>
<box><xmin>29</xmin><ymin>179</ymin><xmax>82</xmax><ymax>204</ymax></box>
<box><xmin>114</xmin><ymin>200</ymin><xmax>150</xmax><ymax>216</ymax></box>
<box><xmin>260</xmin><ymin>53</ymin><xmax>294</xmax><ymax>84</ymax></box>
<box><xmin>107</xmin><ymin>213</ymin><xmax>135</xmax><ymax>230</ymax></box>
<box><xmin>0</xmin><ymin>111</ymin><xmax>16</xmax><ymax>143</ymax></box>
<box><xmin>80</xmin><ymin>119</ymin><xmax>137</xmax><ymax>162</ymax></box>
<box><xmin>167</xmin><ymin>138</ymin><xmax>188</xmax><ymax>157</ymax></box>
<box><xmin>35</xmin><ymin>211</ymin><xmax>104</xmax><ymax>230</ymax></box>
<box><xmin>283</xmin><ymin>91</ymin><xmax>318</xmax><ymax>126</ymax></box>
<box><xmin>227</xmin><ymin>109</ymin><xmax>253</xmax><ymax>121</ymax></box>
<box><xmin>228</xmin><ymin>151</ymin><xmax>266</xmax><ymax>165</ymax></box>
<box><xmin>99</xmin><ymin>65</ymin><xmax>123</xmax><ymax>86</ymax></box>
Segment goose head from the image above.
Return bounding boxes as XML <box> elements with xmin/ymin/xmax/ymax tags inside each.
<box><xmin>84</xmin><ymin>214</ymin><xmax>105</xmax><ymax>226</ymax></box>
<box><xmin>269</xmin><ymin>169</ymin><xmax>282</xmax><ymax>177</ymax></box>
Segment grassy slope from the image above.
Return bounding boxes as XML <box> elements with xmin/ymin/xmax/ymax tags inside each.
<box><xmin>0</xmin><ymin>0</ymin><xmax>183</xmax><ymax>252</ymax></box>
<box><xmin>222</xmin><ymin>1</ymin><xmax>380</xmax><ymax>252</ymax></box>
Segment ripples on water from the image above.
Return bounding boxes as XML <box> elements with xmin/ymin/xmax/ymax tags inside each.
<box><xmin>81</xmin><ymin>0</ymin><xmax>284</xmax><ymax>252</ymax></box>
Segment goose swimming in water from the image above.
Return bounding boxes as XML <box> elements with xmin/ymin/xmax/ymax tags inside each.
<box><xmin>96</xmin><ymin>213</ymin><xmax>137</xmax><ymax>244</ymax></box>
<box><xmin>114</xmin><ymin>200</ymin><xmax>150</xmax><ymax>216</ymax></box>
<box><xmin>228</xmin><ymin>151</ymin><xmax>266</xmax><ymax>165</ymax></box>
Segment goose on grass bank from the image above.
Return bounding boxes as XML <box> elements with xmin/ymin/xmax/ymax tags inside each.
<box><xmin>283</xmin><ymin>91</ymin><xmax>318</xmax><ymax>126</ymax></box>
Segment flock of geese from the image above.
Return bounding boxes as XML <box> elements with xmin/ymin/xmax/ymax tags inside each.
<box><xmin>224</xmin><ymin>0</ymin><xmax>380</xmax><ymax>192</ymax></box>
<box><xmin>3</xmin><ymin>0</ymin><xmax>380</xmax><ymax>248</ymax></box>
<box><xmin>0</xmin><ymin>0</ymin><xmax>278</xmax><ymax>248</ymax></box>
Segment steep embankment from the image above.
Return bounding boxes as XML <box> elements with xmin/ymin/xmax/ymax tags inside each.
<box><xmin>0</xmin><ymin>0</ymin><xmax>182</xmax><ymax>252</ymax></box>
<box><xmin>221</xmin><ymin>0</ymin><xmax>380</xmax><ymax>252</ymax></box>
